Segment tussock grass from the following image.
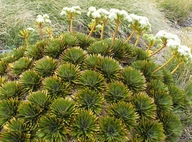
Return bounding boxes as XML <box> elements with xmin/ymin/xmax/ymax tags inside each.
<box><xmin>0</xmin><ymin>0</ymin><xmax>170</xmax><ymax>49</ymax></box>
<box><xmin>158</xmin><ymin>0</ymin><xmax>192</xmax><ymax>24</ymax></box>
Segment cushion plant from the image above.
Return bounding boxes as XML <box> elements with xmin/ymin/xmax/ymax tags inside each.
<box><xmin>0</xmin><ymin>6</ymin><xmax>191</xmax><ymax>142</ymax></box>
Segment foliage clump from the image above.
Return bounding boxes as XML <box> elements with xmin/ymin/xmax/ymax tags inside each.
<box><xmin>0</xmin><ymin>6</ymin><xmax>189</xmax><ymax>142</ymax></box>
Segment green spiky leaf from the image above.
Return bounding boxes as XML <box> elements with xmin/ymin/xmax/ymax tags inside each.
<box><xmin>88</xmin><ymin>41</ymin><xmax>110</xmax><ymax>56</ymax></box>
<box><xmin>132</xmin><ymin>92</ymin><xmax>156</xmax><ymax>120</ymax></box>
<box><xmin>24</xmin><ymin>45</ymin><xmax>43</xmax><ymax>60</ymax></box>
<box><xmin>50</xmin><ymin>98</ymin><xmax>75</xmax><ymax>121</ymax></box>
<box><xmin>60</xmin><ymin>47</ymin><xmax>86</xmax><ymax>65</ymax></box>
<box><xmin>55</xmin><ymin>63</ymin><xmax>80</xmax><ymax>84</ymax></box>
<box><xmin>44</xmin><ymin>39</ymin><xmax>63</xmax><ymax>58</ymax></box>
<box><xmin>20</xmin><ymin>70</ymin><xmax>41</xmax><ymax>92</ymax></box>
<box><xmin>11</xmin><ymin>57</ymin><xmax>32</xmax><ymax>76</ymax></box>
<box><xmin>109</xmin><ymin>102</ymin><xmax>138</xmax><ymax>131</ymax></box>
<box><xmin>0</xmin><ymin>98</ymin><xmax>19</xmax><ymax>127</ymax></box>
<box><xmin>76</xmin><ymin>70</ymin><xmax>106</xmax><ymax>92</ymax></box>
<box><xmin>34</xmin><ymin>56</ymin><xmax>58</xmax><ymax>77</ymax></box>
<box><xmin>105</xmin><ymin>81</ymin><xmax>131</xmax><ymax>103</ymax></box>
<box><xmin>74</xmin><ymin>89</ymin><xmax>104</xmax><ymax>115</ymax></box>
<box><xmin>135</xmin><ymin>120</ymin><xmax>165</xmax><ymax>142</ymax></box>
<box><xmin>71</xmin><ymin>110</ymin><xmax>97</xmax><ymax>141</ymax></box>
<box><xmin>120</xmin><ymin>67</ymin><xmax>146</xmax><ymax>93</ymax></box>
<box><xmin>98</xmin><ymin>116</ymin><xmax>128</xmax><ymax>142</ymax></box>
<box><xmin>0</xmin><ymin>81</ymin><xmax>23</xmax><ymax>99</ymax></box>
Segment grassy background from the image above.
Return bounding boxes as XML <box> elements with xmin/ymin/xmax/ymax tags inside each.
<box><xmin>0</xmin><ymin>0</ymin><xmax>170</xmax><ymax>49</ymax></box>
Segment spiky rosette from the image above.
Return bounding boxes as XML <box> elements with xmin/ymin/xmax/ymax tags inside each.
<box><xmin>131</xmin><ymin>60</ymin><xmax>163</xmax><ymax>81</ymax></box>
<box><xmin>0</xmin><ymin>98</ymin><xmax>20</xmax><ymax>127</ymax></box>
<box><xmin>24</xmin><ymin>45</ymin><xmax>43</xmax><ymax>60</ymax></box>
<box><xmin>42</xmin><ymin>76</ymin><xmax>69</xmax><ymax>97</ymax></box>
<box><xmin>34</xmin><ymin>56</ymin><xmax>58</xmax><ymax>77</ymax></box>
<box><xmin>105</xmin><ymin>81</ymin><xmax>131</xmax><ymax>103</ymax></box>
<box><xmin>0</xmin><ymin>81</ymin><xmax>23</xmax><ymax>100</ymax></box>
<box><xmin>60</xmin><ymin>47</ymin><xmax>86</xmax><ymax>66</ymax></box>
<box><xmin>168</xmin><ymin>85</ymin><xmax>186</xmax><ymax>110</ymax></box>
<box><xmin>71</xmin><ymin>109</ymin><xmax>98</xmax><ymax>141</ymax></box>
<box><xmin>97</xmin><ymin>116</ymin><xmax>128</xmax><ymax>142</ymax></box>
<box><xmin>55</xmin><ymin>63</ymin><xmax>80</xmax><ymax>84</ymax></box>
<box><xmin>44</xmin><ymin>39</ymin><xmax>64</xmax><ymax>58</ymax></box>
<box><xmin>88</xmin><ymin>41</ymin><xmax>110</xmax><ymax>56</ymax></box>
<box><xmin>76</xmin><ymin>70</ymin><xmax>106</xmax><ymax>92</ymax></box>
<box><xmin>135</xmin><ymin>120</ymin><xmax>165</xmax><ymax>142</ymax></box>
<box><xmin>73</xmin><ymin>32</ymin><xmax>96</xmax><ymax>49</ymax></box>
<box><xmin>0</xmin><ymin>61</ymin><xmax>7</xmax><ymax>75</ymax></box>
<box><xmin>74</xmin><ymin>89</ymin><xmax>104</xmax><ymax>115</ymax></box>
<box><xmin>108</xmin><ymin>101</ymin><xmax>138</xmax><ymax>131</ymax></box>
<box><xmin>38</xmin><ymin>115</ymin><xmax>68</xmax><ymax>142</ymax></box>
<box><xmin>10</xmin><ymin>57</ymin><xmax>32</xmax><ymax>76</ymax></box>
<box><xmin>159</xmin><ymin>112</ymin><xmax>182</xmax><ymax>142</ymax></box>
<box><xmin>120</xmin><ymin>67</ymin><xmax>146</xmax><ymax>93</ymax></box>
<box><xmin>19</xmin><ymin>70</ymin><xmax>41</xmax><ymax>92</ymax></box>
<box><xmin>132</xmin><ymin>92</ymin><xmax>156</xmax><ymax>120</ymax></box>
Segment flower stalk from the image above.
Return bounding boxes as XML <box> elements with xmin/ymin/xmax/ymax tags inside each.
<box><xmin>112</xmin><ymin>20</ymin><xmax>120</xmax><ymax>45</ymax></box>
<box><xmin>135</xmin><ymin>32</ymin><xmax>141</xmax><ymax>46</ymax></box>
<box><xmin>153</xmin><ymin>53</ymin><xmax>176</xmax><ymax>73</ymax></box>
<box><xmin>87</xmin><ymin>20</ymin><xmax>98</xmax><ymax>40</ymax></box>
<box><xmin>126</xmin><ymin>30</ymin><xmax>135</xmax><ymax>43</ymax></box>
<box><xmin>171</xmin><ymin>61</ymin><xmax>184</xmax><ymax>74</ymax></box>
<box><xmin>70</xmin><ymin>14</ymin><xmax>73</xmax><ymax>33</ymax></box>
<box><xmin>149</xmin><ymin>42</ymin><xmax>166</xmax><ymax>57</ymax></box>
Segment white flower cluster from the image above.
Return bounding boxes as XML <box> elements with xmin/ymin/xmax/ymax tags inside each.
<box><xmin>26</xmin><ymin>27</ymin><xmax>35</xmax><ymax>32</ymax></box>
<box><xmin>87</xmin><ymin>7</ymin><xmax>109</xmax><ymax>19</ymax></box>
<box><xmin>155</xmin><ymin>30</ymin><xmax>181</xmax><ymax>49</ymax></box>
<box><xmin>60</xmin><ymin>6</ymin><xmax>81</xmax><ymax>16</ymax></box>
<box><xmin>108</xmin><ymin>8</ymin><xmax>129</xmax><ymax>21</ymax></box>
<box><xmin>177</xmin><ymin>45</ymin><xmax>192</xmax><ymax>61</ymax></box>
<box><xmin>156</xmin><ymin>30</ymin><xmax>192</xmax><ymax>61</ymax></box>
<box><xmin>36</xmin><ymin>14</ymin><xmax>51</xmax><ymax>24</ymax></box>
<box><xmin>128</xmin><ymin>14</ymin><xmax>151</xmax><ymax>32</ymax></box>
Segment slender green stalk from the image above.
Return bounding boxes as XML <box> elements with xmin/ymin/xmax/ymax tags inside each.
<box><xmin>70</xmin><ymin>14</ymin><xmax>73</xmax><ymax>33</ymax></box>
<box><xmin>24</xmin><ymin>37</ymin><xmax>29</xmax><ymax>47</ymax></box>
<box><xmin>39</xmin><ymin>24</ymin><xmax>44</xmax><ymax>40</ymax></box>
<box><xmin>112</xmin><ymin>21</ymin><xmax>120</xmax><ymax>46</ymax></box>
<box><xmin>153</xmin><ymin>54</ymin><xmax>176</xmax><ymax>73</ymax></box>
<box><xmin>171</xmin><ymin>61</ymin><xmax>184</xmax><ymax>74</ymax></box>
<box><xmin>134</xmin><ymin>33</ymin><xmax>141</xmax><ymax>46</ymax></box>
<box><xmin>149</xmin><ymin>43</ymin><xmax>166</xmax><ymax>57</ymax></box>
<box><xmin>125</xmin><ymin>30</ymin><xmax>135</xmax><ymax>43</ymax></box>
<box><xmin>86</xmin><ymin>20</ymin><xmax>97</xmax><ymax>40</ymax></box>
<box><xmin>100</xmin><ymin>22</ymin><xmax>105</xmax><ymax>39</ymax></box>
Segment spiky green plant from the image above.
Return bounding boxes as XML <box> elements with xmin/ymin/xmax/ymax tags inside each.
<box><xmin>98</xmin><ymin>57</ymin><xmax>121</xmax><ymax>82</ymax></box>
<box><xmin>50</xmin><ymin>98</ymin><xmax>75</xmax><ymax>121</ymax></box>
<box><xmin>34</xmin><ymin>56</ymin><xmax>58</xmax><ymax>77</ymax></box>
<box><xmin>97</xmin><ymin>116</ymin><xmax>128</xmax><ymax>142</ymax></box>
<box><xmin>120</xmin><ymin>67</ymin><xmax>146</xmax><ymax>93</ymax></box>
<box><xmin>76</xmin><ymin>70</ymin><xmax>106</xmax><ymax>92</ymax></box>
<box><xmin>42</xmin><ymin>76</ymin><xmax>69</xmax><ymax>97</ymax></box>
<box><xmin>24</xmin><ymin>45</ymin><xmax>44</xmax><ymax>60</ymax></box>
<box><xmin>132</xmin><ymin>92</ymin><xmax>156</xmax><ymax>120</ymax></box>
<box><xmin>60</xmin><ymin>47</ymin><xmax>86</xmax><ymax>66</ymax></box>
<box><xmin>0</xmin><ymin>28</ymin><xmax>187</xmax><ymax>141</ymax></box>
<box><xmin>44</xmin><ymin>39</ymin><xmax>63</xmax><ymax>58</ymax></box>
<box><xmin>135</xmin><ymin>120</ymin><xmax>165</xmax><ymax>142</ymax></box>
<box><xmin>0</xmin><ymin>61</ymin><xmax>7</xmax><ymax>75</ymax></box>
<box><xmin>108</xmin><ymin>101</ymin><xmax>138</xmax><ymax>131</ymax></box>
<box><xmin>0</xmin><ymin>98</ymin><xmax>20</xmax><ymax>127</ymax></box>
<box><xmin>74</xmin><ymin>89</ymin><xmax>104</xmax><ymax>115</ymax></box>
<box><xmin>38</xmin><ymin>115</ymin><xmax>68</xmax><ymax>142</ymax></box>
<box><xmin>19</xmin><ymin>70</ymin><xmax>41</xmax><ymax>92</ymax></box>
<box><xmin>10</xmin><ymin>57</ymin><xmax>32</xmax><ymax>76</ymax></box>
<box><xmin>105</xmin><ymin>81</ymin><xmax>131</xmax><ymax>103</ymax></box>
<box><xmin>71</xmin><ymin>110</ymin><xmax>98</xmax><ymax>141</ymax></box>
<box><xmin>55</xmin><ymin>63</ymin><xmax>80</xmax><ymax>84</ymax></box>
<box><xmin>88</xmin><ymin>41</ymin><xmax>110</xmax><ymax>56</ymax></box>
